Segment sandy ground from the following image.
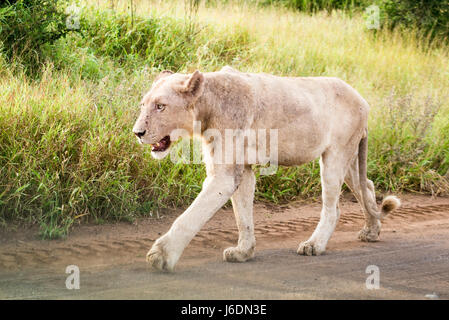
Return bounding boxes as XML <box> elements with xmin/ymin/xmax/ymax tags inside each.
<box><xmin>1</xmin><ymin>194</ymin><xmax>448</xmax><ymax>300</ymax></box>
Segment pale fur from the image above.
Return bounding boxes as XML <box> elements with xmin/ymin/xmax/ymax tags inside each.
<box><xmin>133</xmin><ymin>66</ymin><xmax>401</xmax><ymax>271</ymax></box>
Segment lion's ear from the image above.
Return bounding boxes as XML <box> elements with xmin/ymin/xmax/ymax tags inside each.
<box><xmin>154</xmin><ymin>70</ymin><xmax>174</xmax><ymax>82</ymax></box>
<box><xmin>180</xmin><ymin>70</ymin><xmax>204</xmax><ymax>98</ymax></box>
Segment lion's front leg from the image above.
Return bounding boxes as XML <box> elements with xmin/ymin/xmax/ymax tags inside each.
<box><xmin>224</xmin><ymin>167</ymin><xmax>256</xmax><ymax>263</ymax></box>
<box><xmin>146</xmin><ymin>172</ymin><xmax>239</xmax><ymax>271</ymax></box>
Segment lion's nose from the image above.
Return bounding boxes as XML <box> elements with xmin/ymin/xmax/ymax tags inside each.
<box><xmin>134</xmin><ymin>130</ymin><xmax>146</xmax><ymax>138</ymax></box>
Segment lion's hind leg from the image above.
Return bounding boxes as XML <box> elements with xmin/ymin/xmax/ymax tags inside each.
<box><xmin>344</xmin><ymin>156</ymin><xmax>382</xmax><ymax>242</ymax></box>
<box><xmin>297</xmin><ymin>150</ymin><xmax>347</xmax><ymax>256</ymax></box>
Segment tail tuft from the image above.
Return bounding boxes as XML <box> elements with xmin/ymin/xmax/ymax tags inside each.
<box><xmin>381</xmin><ymin>196</ymin><xmax>401</xmax><ymax>216</ymax></box>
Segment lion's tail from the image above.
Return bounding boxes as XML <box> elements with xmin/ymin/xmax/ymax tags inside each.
<box><xmin>358</xmin><ymin>136</ymin><xmax>401</xmax><ymax>220</ymax></box>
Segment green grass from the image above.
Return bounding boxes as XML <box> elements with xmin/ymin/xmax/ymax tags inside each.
<box><xmin>0</xmin><ymin>0</ymin><xmax>448</xmax><ymax>237</ymax></box>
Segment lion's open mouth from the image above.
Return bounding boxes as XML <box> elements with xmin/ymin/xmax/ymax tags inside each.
<box><xmin>151</xmin><ymin>136</ymin><xmax>171</xmax><ymax>152</ymax></box>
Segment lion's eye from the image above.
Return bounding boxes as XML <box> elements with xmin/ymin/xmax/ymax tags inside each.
<box><xmin>155</xmin><ymin>103</ymin><xmax>165</xmax><ymax>111</ymax></box>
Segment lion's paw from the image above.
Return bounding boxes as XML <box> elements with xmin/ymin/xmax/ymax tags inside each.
<box><xmin>297</xmin><ymin>241</ymin><xmax>324</xmax><ymax>256</ymax></box>
<box><xmin>358</xmin><ymin>227</ymin><xmax>380</xmax><ymax>242</ymax></box>
<box><xmin>223</xmin><ymin>246</ymin><xmax>255</xmax><ymax>263</ymax></box>
<box><xmin>146</xmin><ymin>240</ymin><xmax>174</xmax><ymax>272</ymax></box>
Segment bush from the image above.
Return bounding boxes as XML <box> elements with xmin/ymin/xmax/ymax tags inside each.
<box><xmin>77</xmin><ymin>9</ymin><xmax>208</xmax><ymax>71</ymax></box>
<box><xmin>379</xmin><ymin>0</ymin><xmax>449</xmax><ymax>41</ymax></box>
<box><xmin>255</xmin><ymin>0</ymin><xmax>448</xmax><ymax>41</ymax></box>
<box><xmin>256</xmin><ymin>0</ymin><xmax>368</xmax><ymax>13</ymax></box>
<box><xmin>48</xmin><ymin>6</ymin><xmax>251</xmax><ymax>79</ymax></box>
<box><xmin>0</xmin><ymin>0</ymin><xmax>70</xmax><ymax>74</ymax></box>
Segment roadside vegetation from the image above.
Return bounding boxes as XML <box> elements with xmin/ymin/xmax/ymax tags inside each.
<box><xmin>0</xmin><ymin>0</ymin><xmax>448</xmax><ymax>238</ymax></box>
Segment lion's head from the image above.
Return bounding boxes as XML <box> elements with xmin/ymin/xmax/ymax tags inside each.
<box><xmin>132</xmin><ymin>70</ymin><xmax>204</xmax><ymax>159</ymax></box>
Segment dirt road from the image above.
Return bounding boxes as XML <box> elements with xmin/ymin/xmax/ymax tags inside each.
<box><xmin>1</xmin><ymin>194</ymin><xmax>448</xmax><ymax>299</ymax></box>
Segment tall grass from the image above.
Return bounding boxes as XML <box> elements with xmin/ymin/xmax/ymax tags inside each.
<box><xmin>0</xmin><ymin>0</ymin><xmax>448</xmax><ymax>237</ymax></box>
<box><xmin>0</xmin><ymin>67</ymin><xmax>208</xmax><ymax>238</ymax></box>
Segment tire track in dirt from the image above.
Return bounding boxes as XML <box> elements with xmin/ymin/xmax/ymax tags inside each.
<box><xmin>1</xmin><ymin>203</ymin><xmax>448</xmax><ymax>271</ymax></box>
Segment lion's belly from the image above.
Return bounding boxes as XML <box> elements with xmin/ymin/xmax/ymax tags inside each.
<box><xmin>274</xmin><ymin>125</ymin><xmax>329</xmax><ymax>166</ymax></box>
<box><xmin>277</xmin><ymin>140</ymin><xmax>326</xmax><ymax>166</ymax></box>
<box><xmin>251</xmin><ymin>108</ymin><xmax>331</xmax><ymax>166</ymax></box>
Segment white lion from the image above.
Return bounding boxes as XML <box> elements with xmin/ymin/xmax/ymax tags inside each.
<box><xmin>133</xmin><ymin>66</ymin><xmax>400</xmax><ymax>271</ymax></box>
